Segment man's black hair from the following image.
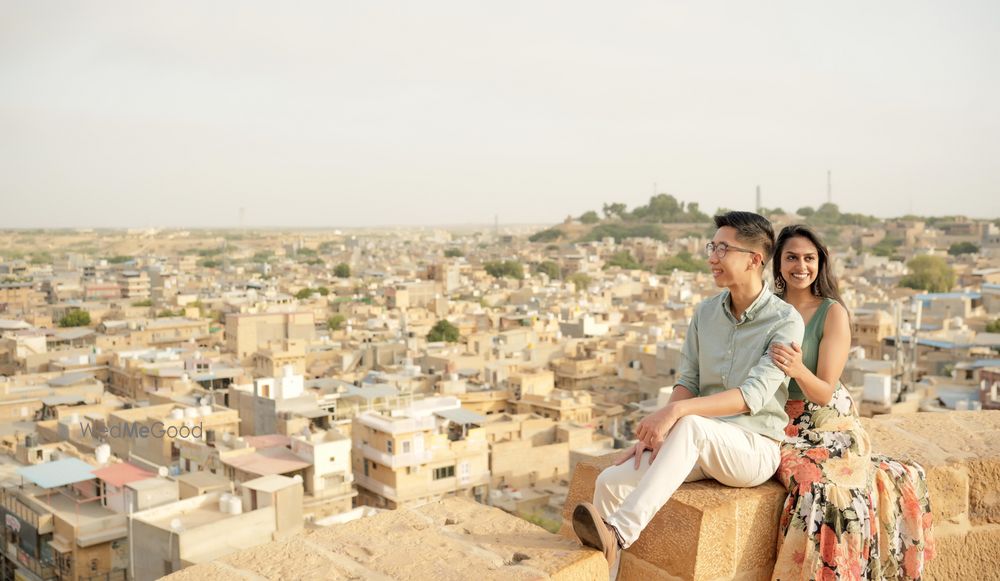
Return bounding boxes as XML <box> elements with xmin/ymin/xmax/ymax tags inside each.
<box><xmin>713</xmin><ymin>211</ymin><xmax>775</xmax><ymax>264</ymax></box>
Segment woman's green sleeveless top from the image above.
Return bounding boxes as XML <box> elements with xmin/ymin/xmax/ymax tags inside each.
<box><xmin>787</xmin><ymin>298</ymin><xmax>837</xmax><ymax>401</ymax></box>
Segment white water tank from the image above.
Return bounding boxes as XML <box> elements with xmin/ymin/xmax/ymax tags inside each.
<box><xmin>199</xmin><ymin>405</ymin><xmax>212</xmax><ymax>416</ymax></box>
<box><xmin>184</xmin><ymin>407</ymin><xmax>200</xmax><ymax>419</ymax></box>
<box><xmin>95</xmin><ymin>444</ymin><xmax>111</xmax><ymax>465</ymax></box>
<box><xmin>219</xmin><ymin>493</ymin><xmax>232</xmax><ymax>513</ymax></box>
<box><xmin>170</xmin><ymin>408</ymin><xmax>185</xmax><ymax>420</ymax></box>
<box><xmin>862</xmin><ymin>374</ymin><xmax>892</xmax><ymax>406</ymax></box>
<box><xmin>227</xmin><ymin>496</ymin><xmax>243</xmax><ymax>515</ymax></box>
<box><xmin>656</xmin><ymin>386</ymin><xmax>674</xmax><ymax>408</ymax></box>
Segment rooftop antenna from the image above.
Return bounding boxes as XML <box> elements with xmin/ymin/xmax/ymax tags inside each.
<box><xmin>755</xmin><ymin>186</ymin><xmax>761</xmax><ymax>213</ymax></box>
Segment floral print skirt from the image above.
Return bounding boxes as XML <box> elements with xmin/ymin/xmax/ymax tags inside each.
<box><xmin>771</xmin><ymin>386</ymin><xmax>935</xmax><ymax>580</ymax></box>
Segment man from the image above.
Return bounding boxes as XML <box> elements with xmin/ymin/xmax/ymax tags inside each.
<box><xmin>572</xmin><ymin>211</ymin><xmax>805</xmax><ymax>571</ymax></box>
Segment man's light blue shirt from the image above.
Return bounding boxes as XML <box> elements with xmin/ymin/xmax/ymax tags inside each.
<box><xmin>676</xmin><ymin>286</ymin><xmax>805</xmax><ymax>441</ymax></box>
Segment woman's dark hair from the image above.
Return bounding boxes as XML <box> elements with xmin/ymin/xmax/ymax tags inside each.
<box><xmin>713</xmin><ymin>211</ymin><xmax>775</xmax><ymax>264</ymax></box>
<box><xmin>772</xmin><ymin>224</ymin><xmax>845</xmax><ymax>310</ymax></box>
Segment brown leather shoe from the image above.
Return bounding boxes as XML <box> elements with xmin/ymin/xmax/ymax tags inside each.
<box><xmin>572</xmin><ymin>502</ymin><xmax>620</xmax><ymax>569</ymax></box>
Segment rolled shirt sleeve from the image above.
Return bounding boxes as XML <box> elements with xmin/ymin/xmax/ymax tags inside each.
<box><xmin>737</xmin><ymin>312</ymin><xmax>805</xmax><ymax>415</ymax></box>
<box><xmin>676</xmin><ymin>307</ymin><xmax>700</xmax><ymax>395</ymax></box>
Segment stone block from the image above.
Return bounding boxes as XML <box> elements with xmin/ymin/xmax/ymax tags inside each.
<box><xmin>924</xmin><ymin>464</ymin><xmax>969</xmax><ymax>523</ymax></box>
<box><xmin>925</xmin><ymin>523</ymin><xmax>1000</xmax><ymax>581</ymax></box>
<box><xmin>561</xmin><ymin>453</ymin><xmax>786</xmax><ymax>581</ymax></box>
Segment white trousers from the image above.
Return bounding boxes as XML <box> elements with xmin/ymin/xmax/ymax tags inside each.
<box><xmin>595</xmin><ymin>415</ymin><xmax>780</xmax><ymax>548</ymax></box>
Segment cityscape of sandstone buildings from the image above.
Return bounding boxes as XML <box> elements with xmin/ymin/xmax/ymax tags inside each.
<box><xmin>0</xmin><ymin>212</ymin><xmax>998</xmax><ymax>580</ymax></box>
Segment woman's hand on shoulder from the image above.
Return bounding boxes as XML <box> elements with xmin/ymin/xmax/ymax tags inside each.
<box><xmin>771</xmin><ymin>341</ymin><xmax>805</xmax><ymax>379</ymax></box>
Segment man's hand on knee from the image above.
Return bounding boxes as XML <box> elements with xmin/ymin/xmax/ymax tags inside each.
<box><xmin>613</xmin><ymin>442</ymin><xmax>653</xmax><ymax>469</ymax></box>
<box><xmin>635</xmin><ymin>404</ymin><xmax>683</xmax><ymax>450</ymax></box>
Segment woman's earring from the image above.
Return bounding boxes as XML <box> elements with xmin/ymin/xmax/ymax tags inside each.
<box><xmin>775</xmin><ymin>276</ymin><xmax>785</xmax><ymax>292</ymax></box>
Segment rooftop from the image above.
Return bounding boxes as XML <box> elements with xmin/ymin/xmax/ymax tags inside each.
<box><xmin>17</xmin><ymin>458</ymin><xmax>96</xmax><ymax>489</ymax></box>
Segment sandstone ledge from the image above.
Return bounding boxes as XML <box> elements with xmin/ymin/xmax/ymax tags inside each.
<box><xmin>165</xmin><ymin>496</ymin><xmax>605</xmax><ymax>580</ymax></box>
<box><xmin>560</xmin><ymin>411</ymin><xmax>1000</xmax><ymax>580</ymax></box>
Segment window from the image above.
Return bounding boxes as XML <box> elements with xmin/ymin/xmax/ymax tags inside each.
<box><xmin>433</xmin><ymin>466</ymin><xmax>455</xmax><ymax>480</ymax></box>
<box><xmin>386</xmin><ymin>440</ymin><xmax>393</xmax><ymax>454</ymax></box>
<box><xmin>402</xmin><ymin>440</ymin><xmax>411</xmax><ymax>454</ymax></box>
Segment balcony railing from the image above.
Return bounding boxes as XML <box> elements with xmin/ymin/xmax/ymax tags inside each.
<box><xmin>358</xmin><ymin>444</ymin><xmax>433</xmax><ymax>470</ymax></box>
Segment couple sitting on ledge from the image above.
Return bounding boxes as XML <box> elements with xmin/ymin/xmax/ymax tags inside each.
<box><xmin>572</xmin><ymin>211</ymin><xmax>935</xmax><ymax>580</ymax></box>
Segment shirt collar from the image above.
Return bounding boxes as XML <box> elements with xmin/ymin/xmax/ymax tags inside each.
<box><xmin>722</xmin><ymin>285</ymin><xmax>771</xmax><ymax>324</ymax></box>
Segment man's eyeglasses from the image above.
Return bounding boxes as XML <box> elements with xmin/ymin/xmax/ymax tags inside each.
<box><xmin>705</xmin><ymin>242</ymin><xmax>758</xmax><ymax>259</ymax></box>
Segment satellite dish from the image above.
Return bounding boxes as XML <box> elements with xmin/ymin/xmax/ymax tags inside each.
<box><xmin>158</xmin><ymin>466</ymin><xmax>168</xmax><ymax>478</ymax></box>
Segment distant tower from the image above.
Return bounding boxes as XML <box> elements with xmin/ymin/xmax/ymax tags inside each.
<box><xmin>755</xmin><ymin>186</ymin><xmax>761</xmax><ymax>213</ymax></box>
<box><xmin>826</xmin><ymin>170</ymin><xmax>832</xmax><ymax>205</ymax></box>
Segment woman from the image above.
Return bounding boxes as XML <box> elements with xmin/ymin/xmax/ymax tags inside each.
<box><xmin>768</xmin><ymin>225</ymin><xmax>934</xmax><ymax>580</ymax></box>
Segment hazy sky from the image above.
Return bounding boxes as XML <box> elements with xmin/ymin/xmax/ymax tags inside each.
<box><xmin>2</xmin><ymin>1</ymin><xmax>999</xmax><ymax>228</ymax></box>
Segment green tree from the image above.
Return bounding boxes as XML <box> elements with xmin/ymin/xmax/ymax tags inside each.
<box><xmin>986</xmin><ymin>318</ymin><xmax>1000</xmax><ymax>333</ymax></box>
<box><xmin>948</xmin><ymin>242</ymin><xmax>979</xmax><ymax>256</ymax></box>
<box><xmin>198</xmin><ymin>258</ymin><xmax>222</xmax><ymax>268</ymax></box>
<box><xmin>131</xmin><ymin>299</ymin><xmax>153</xmax><ymax>307</ymax></box>
<box><xmin>602</xmin><ymin>202</ymin><xmax>629</xmax><ymax>219</ymax></box>
<box><xmin>427</xmin><ymin>320</ymin><xmax>460</xmax><ymax>343</ymax></box>
<box><xmin>484</xmin><ymin>260</ymin><xmax>524</xmax><ymax>279</ymax></box>
<box><xmin>899</xmin><ymin>255</ymin><xmax>956</xmax><ymax>293</ymax></box>
<box><xmin>156</xmin><ymin>309</ymin><xmax>180</xmax><ymax>318</ymax></box>
<box><xmin>59</xmin><ymin>310</ymin><xmax>91</xmax><ymax>327</ymax></box>
<box><xmin>797</xmin><ymin>206</ymin><xmax>815</xmax><ymax>217</ymax></box>
<box><xmin>579</xmin><ymin>223</ymin><xmax>667</xmax><ymax>243</ymax></box>
<box><xmin>251</xmin><ymin>251</ymin><xmax>273</xmax><ymax>263</ymax></box>
<box><xmin>579</xmin><ymin>211</ymin><xmax>600</xmax><ymax>224</ymax></box>
<box><xmin>655</xmin><ymin>251</ymin><xmax>708</xmax><ymax>274</ymax></box>
<box><xmin>567</xmin><ymin>272</ymin><xmax>592</xmax><ymax>291</ymax></box>
<box><xmin>536</xmin><ymin>261</ymin><xmax>562</xmax><ymax>280</ymax></box>
<box><xmin>316</xmin><ymin>286</ymin><xmax>330</xmax><ymax>296</ymax></box>
<box><xmin>811</xmin><ymin>203</ymin><xmax>841</xmax><ymax>224</ymax></box>
<box><xmin>871</xmin><ymin>237</ymin><xmax>903</xmax><ymax>258</ymax></box>
<box><xmin>106</xmin><ymin>255</ymin><xmax>133</xmax><ymax>264</ymax></box>
<box><xmin>604</xmin><ymin>251</ymin><xmax>642</xmax><ymax>270</ymax></box>
<box><xmin>334</xmin><ymin>263</ymin><xmax>351</xmax><ymax>278</ymax></box>
<box><xmin>295</xmin><ymin>288</ymin><xmax>315</xmax><ymax>300</ymax></box>
<box><xmin>444</xmin><ymin>248</ymin><xmax>464</xmax><ymax>258</ymax></box>
<box><xmin>528</xmin><ymin>228</ymin><xmax>564</xmax><ymax>243</ymax></box>
<box><xmin>327</xmin><ymin>314</ymin><xmax>346</xmax><ymax>331</ymax></box>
